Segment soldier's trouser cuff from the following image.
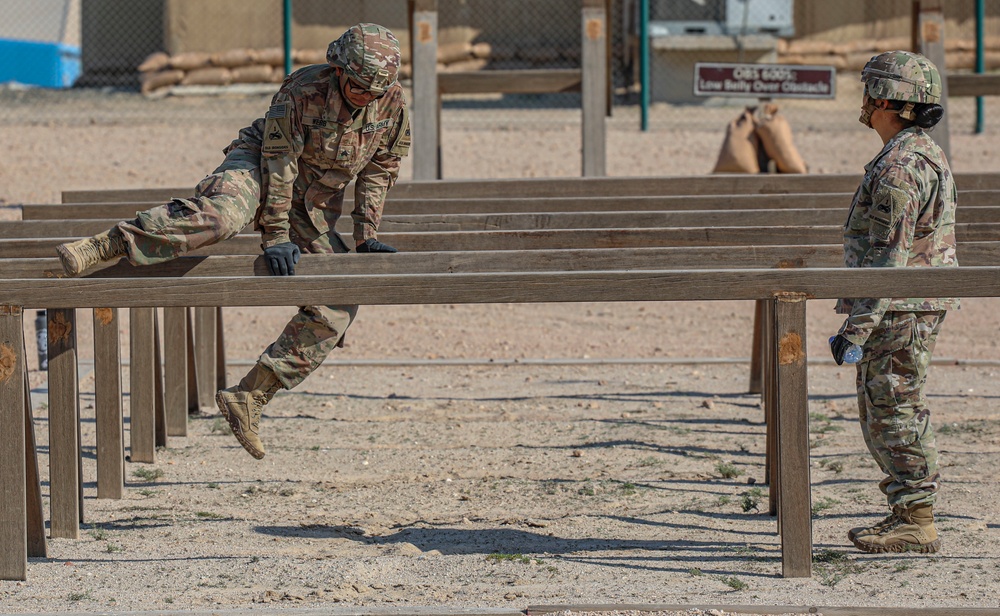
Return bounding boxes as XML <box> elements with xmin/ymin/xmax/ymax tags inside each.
<box><xmin>257</xmin><ymin>304</ymin><xmax>359</xmax><ymax>390</ymax></box>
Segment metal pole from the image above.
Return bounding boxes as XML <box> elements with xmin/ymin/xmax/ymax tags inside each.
<box><xmin>976</xmin><ymin>0</ymin><xmax>985</xmax><ymax>134</ymax></box>
<box><xmin>640</xmin><ymin>0</ymin><xmax>649</xmax><ymax>131</ymax></box>
<box><xmin>283</xmin><ymin>0</ymin><xmax>293</xmax><ymax>76</ymax></box>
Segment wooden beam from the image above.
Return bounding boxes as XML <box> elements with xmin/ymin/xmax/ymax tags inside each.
<box><xmin>23</xmin><ymin>361</ymin><xmax>46</xmax><ymax>558</ymax></box>
<box><xmin>128</xmin><ymin>308</ymin><xmax>156</xmax><ymax>464</ymax></box>
<box><xmin>774</xmin><ymin>294</ymin><xmax>812</xmax><ymax>578</ymax></box>
<box><xmin>0</xmin><ymin>306</ymin><xmax>26</xmax><ymax>580</ymax></box>
<box><xmin>947</xmin><ymin>73</ymin><xmax>1000</xmax><ymax>97</ymax></box>
<box><xmin>93</xmin><ymin>308</ymin><xmax>124</xmax><ymax>499</ymax></box>
<box><xmin>411</xmin><ymin>0</ymin><xmax>439</xmax><ymax>180</ymax></box>
<box><xmin>47</xmin><ymin>308</ymin><xmax>80</xmax><ymax>539</ymax></box>
<box><xmin>0</xmin><ymin>266</ymin><xmax>997</xmax><ymax>308</ymax></box>
<box><xmin>581</xmin><ymin>0</ymin><xmax>607</xmax><ymax>177</ymax></box>
<box><xmin>163</xmin><ymin>307</ymin><xmax>187</xmax><ymax>437</ymax></box>
<box><xmin>438</xmin><ymin>69</ymin><xmax>581</xmax><ymax>94</ymax></box>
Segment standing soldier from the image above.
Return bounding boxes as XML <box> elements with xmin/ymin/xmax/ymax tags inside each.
<box><xmin>56</xmin><ymin>23</ymin><xmax>411</xmax><ymax>460</ymax></box>
<box><xmin>829</xmin><ymin>51</ymin><xmax>958</xmax><ymax>554</ymax></box>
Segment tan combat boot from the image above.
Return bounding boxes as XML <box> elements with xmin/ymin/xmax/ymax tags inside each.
<box><xmin>847</xmin><ymin>507</ymin><xmax>900</xmax><ymax>542</ymax></box>
<box><xmin>56</xmin><ymin>227</ymin><xmax>127</xmax><ymax>276</ymax></box>
<box><xmin>852</xmin><ymin>504</ymin><xmax>940</xmax><ymax>554</ymax></box>
<box><xmin>215</xmin><ymin>363</ymin><xmax>283</xmax><ymax>460</ymax></box>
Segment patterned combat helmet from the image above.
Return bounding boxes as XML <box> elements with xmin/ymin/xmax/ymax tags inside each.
<box><xmin>861</xmin><ymin>50</ymin><xmax>942</xmax><ymax>105</ymax></box>
<box><xmin>327</xmin><ymin>23</ymin><xmax>401</xmax><ymax>95</ymax></box>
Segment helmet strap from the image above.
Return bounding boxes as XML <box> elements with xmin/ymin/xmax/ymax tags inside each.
<box><xmin>859</xmin><ymin>91</ymin><xmax>877</xmax><ymax>128</ymax></box>
<box><xmin>897</xmin><ymin>102</ymin><xmax>916</xmax><ymax>121</ymax></box>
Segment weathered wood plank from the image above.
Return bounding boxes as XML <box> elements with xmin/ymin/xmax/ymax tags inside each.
<box><xmin>438</xmin><ymin>69</ymin><xmax>582</xmax><ymax>94</ymax></box>
<box><xmin>60</xmin><ymin>171</ymin><xmax>1000</xmax><ymax>202</ymax></box>
<box><xmin>0</xmin><ymin>266</ymin><xmax>998</xmax><ymax>307</ymax></box>
<box><xmin>581</xmin><ymin>1</ymin><xmax>606</xmax><ymax>177</ymax></box>
<box><xmin>949</xmin><ymin>72</ymin><xmax>1000</xmax><ymax>97</ymax></box>
<box><xmin>128</xmin><ymin>308</ymin><xmax>156</xmax><ymax>464</ymax></box>
<box><xmin>774</xmin><ymin>294</ymin><xmax>811</xmax><ymax>577</ymax></box>
<box><xmin>47</xmin><ymin>308</ymin><xmax>79</xmax><ymax>539</ymax></box>
<box><xmin>24</xmin><ymin>361</ymin><xmax>46</xmax><ymax>558</ymax></box>
<box><xmin>93</xmin><ymin>308</ymin><xmax>123</xmax><ymax>499</ymax></box>
<box><xmin>194</xmin><ymin>307</ymin><xmax>216</xmax><ymax>408</ymax></box>
<box><xmin>153</xmin><ymin>310</ymin><xmax>166</xmax><ymax>448</ymax></box>
<box><xmin>163</xmin><ymin>307</ymin><xmax>187</xmax><ymax>436</ymax></box>
<box><xmin>0</xmin><ymin>307</ymin><xmax>26</xmax><ymax>580</ymax></box>
<box><xmin>411</xmin><ymin>0</ymin><xmax>439</xmax><ymax>180</ymax></box>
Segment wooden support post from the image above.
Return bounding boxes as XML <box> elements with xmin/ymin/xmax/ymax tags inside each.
<box><xmin>917</xmin><ymin>5</ymin><xmax>951</xmax><ymax>160</ymax></box>
<box><xmin>163</xmin><ymin>307</ymin><xmax>188</xmax><ymax>436</ymax></box>
<box><xmin>216</xmin><ymin>307</ymin><xmax>227</xmax><ymax>390</ymax></box>
<box><xmin>0</xmin><ymin>306</ymin><xmax>27</xmax><ymax>580</ymax></box>
<box><xmin>153</xmin><ymin>310</ymin><xmax>166</xmax><ymax>448</ymax></box>
<box><xmin>748</xmin><ymin>299</ymin><xmax>764</xmax><ymax>394</ymax></box>
<box><xmin>774</xmin><ymin>293</ymin><xmax>812</xmax><ymax>578</ymax></box>
<box><xmin>24</xmin><ymin>360</ymin><xmax>46</xmax><ymax>558</ymax></box>
<box><xmin>129</xmin><ymin>308</ymin><xmax>156</xmax><ymax>463</ymax></box>
<box><xmin>764</xmin><ymin>299</ymin><xmax>778</xmax><ymax>517</ymax></box>
<box><xmin>411</xmin><ymin>0</ymin><xmax>440</xmax><ymax>180</ymax></box>
<box><xmin>93</xmin><ymin>308</ymin><xmax>123</xmax><ymax>499</ymax></box>
<box><xmin>186</xmin><ymin>310</ymin><xmax>199</xmax><ymax>412</ymax></box>
<box><xmin>581</xmin><ymin>0</ymin><xmax>608</xmax><ymax>177</ymax></box>
<box><xmin>193</xmin><ymin>307</ymin><xmax>215</xmax><ymax>409</ymax></box>
<box><xmin>47</xmin><ymin>308</ymin><xmax>79</xmax><ymax>539</ymax></box>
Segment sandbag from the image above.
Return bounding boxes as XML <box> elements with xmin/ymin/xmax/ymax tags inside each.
<box><xmin>712</xmin><ymin>109</ymin><xmax>761</xmax><ymax>174</ymax></box>
<box><xmin>256</xmin><ymin>47</ymin><xmax>287</xmax><ymax>67</ymax></box>
<box><xmin>755</xmin><ymin>105</ymin><xmax>808</xmax><ymax>174</ymax></box>
<box><xmin>231</xmin><ymin>64</ymin><xmax>275</xmax><ymax>83</ymax></box>
<box><xmin>180</xmin><ymin>67</ymin><xmax>233</xmax><ymax>86</ymax></box>
<box><xmin>294</xmin><ymin>48</ymin><xmax>327</xmax><ymax>65</ymax></box>
<box><xmin>170</xmin><ymin>51</ymin><xmax>212</xmax><ymax>71</ymax></box>
<box><xmin>211</xmin><ymin>48</ymin><xmax>257</xmax><ymax>68</ymax></box>
<box><xmin>140</xmin><ymin>69</ymin><xmax>184</xmax><ymax>94</ymax></box>
<box><xmin>438</xmin><ymin>42</ymin><xmax>473</xmax><ymax>65</ymax></box>
<box><xmin>138</xmin><ymin>51</ymin><xmax>170</xmax><ymax>73</ymax></box>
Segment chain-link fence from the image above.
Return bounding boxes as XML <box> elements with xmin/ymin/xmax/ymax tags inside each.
<box><xmin>1</xmin><ymin>1</ymin><xmax>999</xmax><ymax>173</ymax></box>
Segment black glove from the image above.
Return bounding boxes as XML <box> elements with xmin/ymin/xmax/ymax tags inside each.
<box><xmin>829</xmin><ymin>334</ymin><xmax>854</xmax><ymax>366</ymax></box>
<box><xmin>356</xmin><ymin>238</ymin><xmax>397</xmax><ymax>253</ymax></box>
<box><xmin>263</xmin><ymin>242</ymin><xmax>300</xmax><ymax>276</ymax></box>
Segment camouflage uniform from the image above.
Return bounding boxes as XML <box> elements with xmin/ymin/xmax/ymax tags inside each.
<box><xmin>112</xmin><ymin>25</ymin><xmax>410</xmax><ymax>389</ymax></box>
<box><xmin>836</xmin><ymin>125</ymin><xmax>958</xmax><ymax>509</ymax></box>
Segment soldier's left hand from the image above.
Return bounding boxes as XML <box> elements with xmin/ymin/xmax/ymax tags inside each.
<box><xmin>356</xmin><ymin>238</ymin><xmax>398</xmax><ymax>253</ymax></box>
<box><xmin>263</xmin><ymin>242</ymin><xmax>301</xmax><ymax>276</ymax></box>
<box><xmin>829</xmin><ymin>334</ymin><xmax>854</xmax><ymax>366</ymax></box>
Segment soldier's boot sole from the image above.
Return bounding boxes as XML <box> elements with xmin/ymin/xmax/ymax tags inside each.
<box><xmin>851</xmin><ymin>535</ymin><xmax>941</xmax><ymax>554</ymax></box>
<box><xmin>216</xmin><ymin>390</ymin><xmax>266</xmax><ymax>460</ymax></box>
<box><xmin>56</xmin><ymin>242</ymin><xmax>87</xmax><ymax>277</ymax></box>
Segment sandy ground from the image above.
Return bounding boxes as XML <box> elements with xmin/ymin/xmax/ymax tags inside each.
<box><xmin>2</xmin><ymin>84</ymin><xmax>1000</xmax><ymax>614</ymax></box>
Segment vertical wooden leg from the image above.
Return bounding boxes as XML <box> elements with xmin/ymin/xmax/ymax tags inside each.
<box><xmin>48</xmin><ymin>308</ymin><xmax>80</xmax><ymax>539</ymax></box>
<box><xmin>0</xmin><ymin>306</ymin><xmax>27</xmax><ymax>580</ymax></box>
<box><xmin>94</xmin><ymin>308</ymin><xmax>123</xmax><ymax>499</ymax></box>
<box><xmin>764</xmin><ymin>299</ymin><xmax>778</xmax><ymax>517</ymax></box>
<box><xmin>748</xmin><ymin>299</ymin><xmax>764</xmax><ymax>394</ymax></box>
<box><xmin>153</xmin><ymin>310</ymin><xmax>167</xmax><ymax>448</ymax></box>
<box><xmin>163</xmin><ymin>307</ymin><xmax>187</xmax><ymax>437</ymax></box>
<box><xmin>775</xmin><ymin>293</ymin><xmax>812</xmax><ymax>578</ymax></box>
<box><xmin>216</xmin><ymin>306</ymin><xmax>227</xmax><ymax>391</ymax></box>
<box><xmin>194</xmin><ymin>307</ymin><xmax>217</xmax><ymax>408</ymax></box>
<box><xmin>129</xmin><ymin>308</ymin><xmax>156</xmax><ymax>464</ymax></box>
<box><xmin>24</xmin><ymin>359</ymin><xmax>46</xmax><ymax>558</ymax></box>
<box><xmin>186</xmin><ymin>309</ymin><xmax>200</xmax><ymax>413</ymax></box>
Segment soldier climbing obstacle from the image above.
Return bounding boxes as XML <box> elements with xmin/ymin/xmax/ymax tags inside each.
<box><xmin>56</xmin><ymin>23</ymin><xmax>411</xmax><ymax>460</ymax></box>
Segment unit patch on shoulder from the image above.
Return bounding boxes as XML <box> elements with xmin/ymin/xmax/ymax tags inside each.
<box><xmin>266</xmin><ymin>103</ymin><xmax>288</xmax><ymax>119</ymax></box>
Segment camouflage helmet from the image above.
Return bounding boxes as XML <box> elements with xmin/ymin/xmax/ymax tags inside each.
<box><xmin>326</xmin><ymin>23</ymin><xmax>401</xmax><ymax>95</ymax></box>
<box><xmin>861</xmin><ymin>50</ymin><xmax>942</xmax><ymax>105</ymax></box>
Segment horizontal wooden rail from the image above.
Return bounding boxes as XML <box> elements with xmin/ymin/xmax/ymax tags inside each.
<box><xmin>438</xmin><ymin>69</ymin><xmax>582</xmax><ymax>94</ymax></box>
<box><xmin>19</xmin><ymin>206</ymin><xmax>1000</xmax><ymax>234</ymax></box>
<box><xmin>948</xmin><ymin>72</ymin><xmax>1000</xmax><ymax>97</ymax></box>
<box><xmin>0</xmin><ymin>266</ymin><xmax>994</xmax><ymax>307</ymax></box>
<box><xmin>60</xmin><ymin>172</ymin><xmax>1000</xmax><ymax>203</ymax></box>
<box><xmin>4</xmin><ymin>242</ymin><xmax>1000</xmax><ymax>279</ymax></box>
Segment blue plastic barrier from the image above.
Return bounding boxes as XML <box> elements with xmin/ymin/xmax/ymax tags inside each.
<box><xmin>0</xmin><ymin>37</ymin><xmax>81</xmax><ymax>88</ymax></box>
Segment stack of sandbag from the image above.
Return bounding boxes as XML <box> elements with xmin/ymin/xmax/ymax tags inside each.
<box><xmin>712</xmin><ymin>104</ymin><xmax>807</xmax><ymax>174</ymax></box>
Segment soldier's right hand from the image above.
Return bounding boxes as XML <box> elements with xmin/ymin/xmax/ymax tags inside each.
<box><xmin>263</xmin><ymin>242</ymin><xmax>301</xmax><ymax>276</ymax></box>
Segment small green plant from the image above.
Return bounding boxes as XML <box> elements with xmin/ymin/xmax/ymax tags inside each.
<box><xmin>812</xmin><ymin>496</ymin><xmax>841</xmax><ymax>517</ymax></box>
<box><xmin>195</xmin><ymin>511</ymin><xmax>224</xmax><ymax>519</ymax></box>
<box><xmin>719</xmin><ymin>576</ymin><xmax>748</xmax><ymax>591</ymax></box>
<box><xmin>814</xmin><ymin>549</ymin><xmax>866</xmax><ymax>587</ymax></box>
<box><xmin>87</xmin><ymin>525</ymin><xmax>107</xmax><ymax>541</ymax></box>
<box><xmin>207</xmin><ymin>482</ymin><xmax>219</xmax><ymax>490</ymax></box>
<box><xmin>715</xmin><ymin>461</ymin><xmax>742</xmax><ymax>479</ymax></box>
<box><xmin>741</xmin><ymin>487</ymin><xmax>764</xmax><ymax>512</ymax></box>
<box><xmin>818</xmin><ymin>458</ymin><xmax>844</xmax><ymax>474</ymax></box>
<box><xmin>688</xmin><ymin>567</ymin><xmax>704</xmax><ymax>576</ymax></box>
<box><xmin>105</xmin><ymin>543</ymin><xmax>124</xmax><ymax>553</ymax></box>
<box><xmin>209</xmin><ymin>417</ymin><xmax>228</xmax><ymax>434</ymax></box>
<box><xmin>137</xmin><ymin>488</ymin><xmax>158</xmax><ymax>497</ymax></box>
<box><xmin>131</xmin><ymin>467</ymin><xmax>164</xmax><ymax>482</ymax></box>
<box><xmin>894</xmin><ymin>561</ymin><xmax>913</xmax><ymax>573</ymax></box>
<box><xmin>165</xmin><ymin>598</ymin><xmax>174</xmax><ymax>604</ymax></box>
<box><xmin>636</xmin><ymin>456</ymin><xmax>660</xmax><ymax>468</ymax></box>
<box><xmin>486</xmin><ymin>552</ymin><xmax>534</xmax><ymax>564</ymax></box>
<box><xmin>310</xmin><ymin>445</ymin><xmax>321</xmax><ymax>451</ymax></box>
<box><xmin>716</xmin><ymin>495</ymin><xmax>733</xmax><ymax>506</ymax></box>
<box><xmin>619</xmin><ymin>482</ymin><xmax>637</xmax><ymax>495</ymax></box>
<box><xmin>68</xmin><ymin>591</ymin><xmax>92</xmax><ymax>602</ymax></box>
